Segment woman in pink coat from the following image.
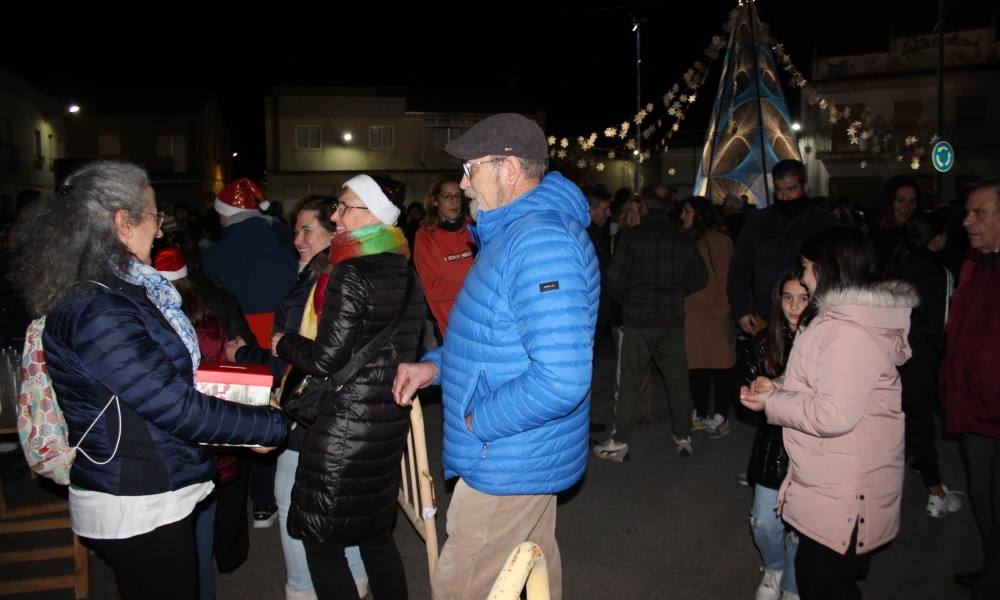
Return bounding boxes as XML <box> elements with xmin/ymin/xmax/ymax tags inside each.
<box><xmin>741</xmin><ymin>227</ymin><xmax>917</xmax><ymax>599</ymax></box>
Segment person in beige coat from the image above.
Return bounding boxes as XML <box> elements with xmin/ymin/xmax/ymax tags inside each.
<box><xmin>681</xmin><ymin>196</ymin><xmax>737</xmax><ymax>437</ymax></box>
<box><xmin>741</xmin><ymin>227</ymin><xmax>917</xmax><ymax>599</ymax></box>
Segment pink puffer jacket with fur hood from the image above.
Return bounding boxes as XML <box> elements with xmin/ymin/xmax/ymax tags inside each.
<box><xmin>764</xmin><ymin>281</ymin><xmax>918</xmax><ymax>555</ymax></box>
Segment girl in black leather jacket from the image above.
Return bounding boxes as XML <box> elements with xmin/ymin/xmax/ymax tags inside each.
<box><xmin>745</xmin><ymin>268</ymin><xmax>809</xmax><ymax>600</ymax></box>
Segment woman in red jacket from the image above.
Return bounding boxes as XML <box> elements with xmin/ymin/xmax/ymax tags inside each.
<box><xmin>413</xmin><ymin>175</ymin><xmax>474</xmax><ymax>337</ymax></box>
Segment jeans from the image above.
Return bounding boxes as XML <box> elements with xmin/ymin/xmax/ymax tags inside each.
<box><xmin>751</xmin><ymin>485</ymin><xmax>798</xmax><ymax>594</ymax></box>
<box><xmin>275</xmin><ymin>449</ymin><xmax>368</xmax><ymax>596</ymax></box>
<box><xmin>194</xmin><ymin>496</ymin><xmax>217</xmax><ymax>600</ymax></box>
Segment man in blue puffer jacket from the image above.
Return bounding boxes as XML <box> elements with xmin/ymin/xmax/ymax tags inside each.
<box><xmin>393</xmin><ymin>113</ymin><xmax>599</xmax><ymax>600</ymax></box>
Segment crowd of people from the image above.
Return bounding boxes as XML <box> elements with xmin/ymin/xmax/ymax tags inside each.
<box><xmin>2</xmin><ymin>111</ymin><xmax>999</xmax><ymax>600</ymax></box>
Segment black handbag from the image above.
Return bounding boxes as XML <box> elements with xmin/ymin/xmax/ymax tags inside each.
<box><xmin>281</xmin><ymin>269</ymin><xmax>415</xmax><ymax>426</ymax></box>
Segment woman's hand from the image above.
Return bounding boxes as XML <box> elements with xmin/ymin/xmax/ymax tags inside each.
<box><xmin>740</xmin><ymin>386</ymin><xmax>769</xmax><ymax>412</ymax></box>
<box><xmin>224</xmin><ymin>336</ymin><xmax>246</xmax><ymax>362</ymax></box>
<box><xmin>750</xmin><ymin>376</ymin><xmax>776</xmax><ymax>394</ymax></box>
<box><xmin>270</xmin><ymin>333</ymin><xmax>284</xmax><ymax>357</ymax></box>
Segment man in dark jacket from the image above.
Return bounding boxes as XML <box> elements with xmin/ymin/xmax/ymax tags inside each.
<box><xmin>201</xmin><ymin>177</ymin><xmax>298</xmax><ymax>529</ymax></box>
<box><xmin>727</xmin><ymin>160</ymin><xmax>838</xmax><ymax>336</ymax></box>
<box><xmin>584</xmin><ymin>185</ymin><xmax>613</xmax><ymax>355</ymax></box>
<box><xmin>594</xmin><ymin>194</ymin><xmax>708</xmax><ymax>460</ymax></box>
<box><xmin>941</xmin><ymin>178</ymin><xmax>1000</xmax><ymax>596</ymax></box>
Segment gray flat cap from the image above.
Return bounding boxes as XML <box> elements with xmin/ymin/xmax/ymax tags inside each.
<box><xmin>444</xmin><ymin>113</ymin><xmax>549</xmax><ymax>161</ymax></box>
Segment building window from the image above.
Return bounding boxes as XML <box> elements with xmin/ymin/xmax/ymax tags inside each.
<box><xmin>295</xmin><ymin>125</ymin><xmax>321</xmax><ymax>150</ymax></box>
<box><xmin>893</xmin><ymin>100</ymin><xmax>922</xmax><ymax>129</ymax></box>
<box><xmin>369</xmin><ymin>125</ymin><xmax>395</xmax><ymax>150</ymax></box>
<box><xmin>97</xmin><ymin>133</ymin><xmax>121</xmax><ymax>157</ymax></box>
<box><xmin>956</xmin><ymin>96</ymin><xmax>987</xmax><ymax>127</ymax></box>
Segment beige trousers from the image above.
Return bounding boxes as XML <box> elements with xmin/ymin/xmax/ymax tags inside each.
<box><xmin>431</xmin><ymin>479</ymin><xmax>561</xmax><ymax>600</ymax></box>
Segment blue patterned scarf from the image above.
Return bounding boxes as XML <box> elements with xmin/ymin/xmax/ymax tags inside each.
<box><xmin>123</xmin><ymin>259</ymin><xmax>201</xmax><ymax>373</ymax></box>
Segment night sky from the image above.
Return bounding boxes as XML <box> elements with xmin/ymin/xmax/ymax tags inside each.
<box><xmin>3</xmin><ymin>2</ymin><xmax>994</xmax><ymax>179</ymax></box>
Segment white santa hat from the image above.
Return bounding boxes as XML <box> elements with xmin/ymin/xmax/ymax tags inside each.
<box><xmin>343</xmin><ymin>174</ymin><xmax>401</xmax><ymax>225</ymax></box>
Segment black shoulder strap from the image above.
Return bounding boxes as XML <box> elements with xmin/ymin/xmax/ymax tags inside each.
<box><xmin>328</xmin><ymin>267</ymin><xmax>416</xmax><ymax>389</ymax></box>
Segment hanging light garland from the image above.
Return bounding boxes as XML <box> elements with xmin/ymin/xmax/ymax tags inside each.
<box><xmin>549</xmin><ymin>6</ymin><xmax>937</xmax><ymax>174</ymax></box>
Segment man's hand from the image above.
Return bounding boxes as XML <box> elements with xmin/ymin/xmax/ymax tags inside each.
<box><xmin>738</xmin><ymin>314</ymin><xmax>766</xmax><ymax>336</ymax></box>
<box><xmin>224</xmin><ymin>336</ymin><xmax>247</xmax><ymax>363</ymax></box>
<box><xmin>393</xmin><ymin>362</ymin><xmax>436</xmax><ymax>407</ymax></box>
<box><xmin>465</xmin><ymin>414</ymin><xmax>473</xmax><ymax>432</ymax></box>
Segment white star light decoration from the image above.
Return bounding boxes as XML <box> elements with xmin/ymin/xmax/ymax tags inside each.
<box><xmin>608</xmin><ymin>151</ymin><xmax>616</xmax><ymax>160</ymax></box>
<box><xmin>547</xmin><ymin>136</ymin><xmax>556</xmax><ymax>146</ymax></box>
<box><xmin>559</xmin><ymin>138</ymin><xmax>569</xmax><ymax>149</ymax></box>
<box><xmin>634</xmin><ymin>110</ymin><xmax>647</xmax><ymax>125</ymax></box>
<box><xmin>557</xmin><ymin>150</ymin><xmax>567</xmax><ymax>159</ymax></box>
<box><xmin>911</xmin><ymin>157</ymin><xmax>920</xmax><ymax>170</ymax></box>
<box><xmin>604</xmin><ymin>127</ymin><xmax>617</xmax><ymax>138</ymax></box>
<box><xmin>576</xmin><ymin>159</ymin><xmax>587</xmax><ymax>169</ymax></box>
<box><xmin>596</xmin><ymin>162</ymin><xmax>605</xmax><ymax>172</ymax></box>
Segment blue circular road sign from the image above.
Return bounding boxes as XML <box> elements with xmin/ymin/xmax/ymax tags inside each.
<box><xmin>932</xmin><ymin>141</ymin><xmax>955</xmax><ymax>173</ymax></box>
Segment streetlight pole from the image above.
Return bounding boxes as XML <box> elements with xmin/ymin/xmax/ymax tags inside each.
<box><xmin>936</xmin><ymin>0</ymin><xmax>946</xmax><ymax>202</ymax></box>
<box><xmin>631</xmin><ymin>15</ymin><xmax>645</xmax><ymax>193</ymax></box>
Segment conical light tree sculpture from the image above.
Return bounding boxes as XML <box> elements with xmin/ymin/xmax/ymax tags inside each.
<box><xmin>694</xmin><ymin>1</ymin><xmax>800</xmax><ymax>207</ymax></box>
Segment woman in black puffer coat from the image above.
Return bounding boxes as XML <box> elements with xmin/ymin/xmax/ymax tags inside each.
<box><xmin>272</xmin><ymin>174</ymin><xmax>425</xmax><ymax>600</ymax></box>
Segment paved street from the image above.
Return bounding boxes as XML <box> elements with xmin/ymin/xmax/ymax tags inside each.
<box><xmin>3</xmin><ymin>346</ymin><xmax>979</xmax><ymax>599</ymax></box>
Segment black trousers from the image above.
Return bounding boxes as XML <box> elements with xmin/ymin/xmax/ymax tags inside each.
<box><xmin>213</xmin><ymin>464</ymin><xmax>250</xmax><ymax>572</ymax></box>
<box><xmin>795</xmin><ymin>526</ymin><xmax>872</xmax><ymax>600</ymax></box>
<box><xmin>303</xmin><ymin>528</ymin><xmax>407</xmax><ymax>600</ymax></box>
<box><xmin>900</xmin><ymin>359</ymin><xmax>941</xmax><ymax>488</ymax></box>
<box><xmin>962</xmin><ymin>433</ymin><xmax>1000</xmax><ymax>599</ymax></box>
<box><xmin>83</xmin><ymin>513</ymin><xmax>198</xmax><ymax>600</ymax></box>
<box><xmin>690</xmin><ymin>368</ymin><xmax>734</xmax><ymax>420</ymax></box>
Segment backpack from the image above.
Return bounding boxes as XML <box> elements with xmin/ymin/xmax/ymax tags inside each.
<box><xmin>16</xmin><ymin>316</ymin><xmax>120</xmax><ymax>485</ymax></box>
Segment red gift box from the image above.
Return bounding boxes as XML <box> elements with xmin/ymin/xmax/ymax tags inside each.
<box><xmin>195</xmin><ymin>362</ymin><xmax>273</xmax><ymax>407</ymax></box>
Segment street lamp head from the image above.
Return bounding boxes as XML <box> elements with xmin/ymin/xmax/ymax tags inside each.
<box><xmin>232</xmin><ymin>152</ymin><xmax>238</xmax><ymax>158</ymax></box>
<box><xmin>791</xmin><ymin>122</ymin><xmax>802</xmax><ymax>131</ymax></box>
<box><xmin>68</xmin><ymin>104</ymin><xmax>80</xmax><ymax>114</ymax></box>
<box><xmin>343</xmin><ymin>132</ymin><xmax>353</xmax><ymax>143</ymax></box>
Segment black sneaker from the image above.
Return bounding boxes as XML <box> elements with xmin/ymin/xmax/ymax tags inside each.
<box><xmin>253</xmin><ymin>503</ymin><xmax>278</xmax><ymax>529</ymax></box>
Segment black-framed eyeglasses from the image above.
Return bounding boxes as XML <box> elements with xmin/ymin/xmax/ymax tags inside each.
<box><xmin>332</xmin><ymin>200</ymin><xmax>369</xmax><ymax>216</ymax></box>
<box><xmin>144</xmin><ymin>211</ymin><xmax>165</xmax><ymax>228</ymax></box>
<box><xmin>438</xmin><ymin>192</ymin><xmax>463</xmax><ymax>202</ymax></box>
<box><xmin>462</xmin><ymin>157</ymin><xmax>506</xmax><ymax>179</ymax></box>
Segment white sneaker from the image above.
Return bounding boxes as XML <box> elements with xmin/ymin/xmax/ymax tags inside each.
<box><xmin>927</xmin><ymin>486</ymin><xmax>964</xmax><ymax>517</ymax></box>
<box><xmin>756</xmin><ymin>568</ymin><xmax>783</xmax><ymax>600</ymax></box>
<box><xmin>705</xmin><ymin>413</ymin><xmax>731</xmax><ymax>439</ymax></box>
<box><xmin>673</xmin><ymin>436</ymin><xmax>693</xmax><ymax>458</ymax></box>
<box><xmin>593</xmin><ymin>438</ymin><xmax>630</xmax><ymax>462</ymax></box>
<box><xmin>779</xmin><ymin>591</ymin><xmax>800</xmax><ymax>600</ymax></box>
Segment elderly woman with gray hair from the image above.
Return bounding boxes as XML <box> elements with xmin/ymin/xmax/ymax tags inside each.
<box><xmin>8</xmin><ymin>161</ymin><xmax>287</xmax><ymax>600</ymax></box>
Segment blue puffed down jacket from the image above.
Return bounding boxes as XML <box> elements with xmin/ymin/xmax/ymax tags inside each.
<box><xmin>423</xmin><ymin>172</ymin><xmax>600</xmax><ymax>495</ymax></box>
<box><xmin>43</xmin><ymin>280</ymin><xmax>287</xmax><ymax>496</ymax></box>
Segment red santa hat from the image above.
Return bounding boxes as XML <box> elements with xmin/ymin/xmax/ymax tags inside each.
<box><xmin>153</xmin><ymin>247</ymin><xmax>189</xmax><ymax>281</ymax></box>
<box><xmin>214</xmin><ymin>177</ymin><xmax>270</xmax><ymax>216</ymax></box>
